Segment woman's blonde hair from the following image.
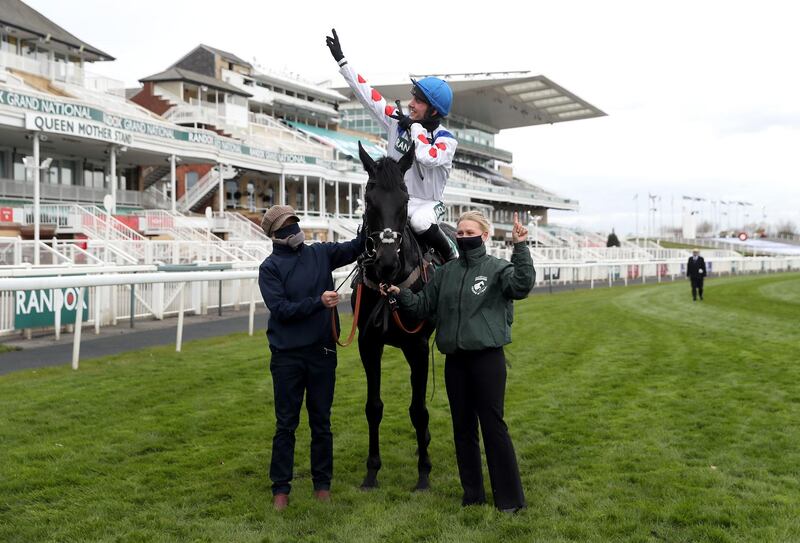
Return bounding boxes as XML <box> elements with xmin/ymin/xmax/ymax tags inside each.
<box><xmin>457</xmin><ymin>210</ymin><xmax>491</xmax><ymax>233</ymax></box>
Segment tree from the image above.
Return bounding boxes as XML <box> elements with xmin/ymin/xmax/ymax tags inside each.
<box><xmin>776</xmin><ymin>221</ymin><xmax>797</xmax><ymax>237</ymax></box>
<box><xmin>606</xmin><ymin>229</ymin><xmax>621</xmax><ymax>247</ymax></box>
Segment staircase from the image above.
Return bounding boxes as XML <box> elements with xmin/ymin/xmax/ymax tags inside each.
<box><xmin>329</xmin><ymin>217</ymin><xmax>360</xmax><ymax>241</ymax></box>
<box><xmin>142</xmin><ymin>164</ymin><xmax>171</xmax><ymax>190</ymax></box>
<box><xmin>177</xmin><ymin>166</ymin><xmax>239</xmax><ymax>213</ymax></box>
<box><xmin>23</xmin><ymin>204</ymin><xmax>147</xmax><ymax>263</ymax></box>
<box><xmin>217</xmin><ymin>211</ymin><xmax>268</xmax><ymax>241</ymax></box>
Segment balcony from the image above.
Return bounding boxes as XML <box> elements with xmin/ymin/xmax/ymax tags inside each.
<box><xmin>0</xmin><ymin>178</ymin><xmax>168</xmax><ymax>209</ymax></box>
<box><xmin>456</xmin><ymin>139</ymin><xmax>513</xmax><ymax>163</ymax></box>
<box><xmin>447</xmin><ymin>169</ymin><xmax>578</xmax><ymax>210</ymax></box>
<box><xmin>0</xmin><ymin>50</ymin><xmax>125</xmax><ymax>99</ymax></box>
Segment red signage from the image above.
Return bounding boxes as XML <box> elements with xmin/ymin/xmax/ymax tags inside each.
<box><xmin>0</xmin><ymin>207</ymin><xmax>13</xmax><ymax>223</ymax></box>
<box><xmin>738</xmin><ymin>232</ymin><xmax>748</xmax><ymax>241</ymax></box>
<box><xmin>114</xmin><ymin>215</ymin><xmax>141</xmax><ymax>232</ymax></box>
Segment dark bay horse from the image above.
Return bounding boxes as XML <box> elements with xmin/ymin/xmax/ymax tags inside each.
<box><xmin>352</xmin><ymin>142</ymin><xmax>436</xmax><ymax>491</ymax></box>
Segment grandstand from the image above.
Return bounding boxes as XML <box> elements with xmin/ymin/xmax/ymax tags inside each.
<box><xmin>3</xmin><ymin>0</ymin><xmax>795</xmax><ymax>342</ymax></box>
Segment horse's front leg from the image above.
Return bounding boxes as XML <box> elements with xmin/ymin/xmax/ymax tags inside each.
<box><xmin>359</xmin><ymin>333</ymin><xmax>384</xmax><ymax>489</ymax></box>
<box><xmin>402</xmin><ymin>340</ymin><xmax>432</xmax><ymax>491</ymax></box>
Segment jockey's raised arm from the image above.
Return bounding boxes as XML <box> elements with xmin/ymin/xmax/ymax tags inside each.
<box><xmin>326</xmin><ymin>28</ymin><xmax>459</xmax><ymax>262</ymax></box>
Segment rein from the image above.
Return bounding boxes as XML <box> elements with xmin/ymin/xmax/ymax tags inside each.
<box><xmin>331</xmin><ymin>262</ymin><xmax>363</xmax><ymax>347</ymax></box>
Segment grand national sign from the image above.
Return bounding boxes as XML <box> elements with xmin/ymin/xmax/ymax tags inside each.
<box><xmin>2</xmin><ymin>86</ymin><xmax>318</xmax><ymax>166</ymax></box>
<box><xmin>15</xmin><ymin>288</ymin><xmax>89</xmax><ymax>330</ymax></box>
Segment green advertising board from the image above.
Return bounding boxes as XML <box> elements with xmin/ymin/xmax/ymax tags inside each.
<box><xmin>1</xmin><ymin>86</ymin><xmax>319</xmax><ymax>166</ymax></box>
<box><xmin>14</xmin><ymin>287</ymin><xmax>90</xmax><ymax>329</ymax></box>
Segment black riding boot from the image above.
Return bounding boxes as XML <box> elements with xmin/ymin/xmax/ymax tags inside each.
<box><xmin>420</xmin><ymin>224</ymin><xmax>457</xmax><ymax>262</ymax></box>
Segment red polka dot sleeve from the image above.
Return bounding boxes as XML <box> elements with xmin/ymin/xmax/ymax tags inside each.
<box><xmin>339</xmin><ymin>63</ymin><xmax>396</xmax><ymax>132</ymax></box>
<box><xmin>409</xmin><ymin>124</ymin><xmax>458</xmax><ymax>168</ymax></box>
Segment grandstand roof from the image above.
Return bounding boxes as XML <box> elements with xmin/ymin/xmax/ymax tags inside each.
<box><xmin>195</xmin><ymin>44</ymin><xmax>252</xmax><ymax>69</ymax></box>
<box><xmin>334</xmin><ymin>71</ymin><xmax>605</xmax><ymax>131</ymax></box>
<box><xmin>0</xmin><ymin>0</ymin><xmax>114</xmax><ymax>61</ymax></box>
<box><xmin>140</xmin><ymin>67</ymin><xmax>252</xmax><ymax>97</ymax></box>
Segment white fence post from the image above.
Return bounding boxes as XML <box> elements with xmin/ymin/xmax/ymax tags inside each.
<box><xmin>53</xmin><ymin>288</ymin><xmax>62</xmax><ymax>341</ymax></box>
<box><xmin>72</xmin><ymin>287</ymin><xmax>85</xmax><ymax>370</ymax></box>
<box><xmin>94</xmin><ymin>286</ymin><xmax>101</xmax><ymax>335</ymax></box>
<box><xmin>176</xmin><ymin>284</ymin><xmax>185</xmax><ymax>352</ymax></box>
<box><xmin>249</xmin><ymin>278</ymin><xmax>256</xmax><ymax>337</ymax></box>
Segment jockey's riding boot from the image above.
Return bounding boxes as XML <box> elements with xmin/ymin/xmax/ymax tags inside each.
<box><xmin>420</xmin><ymin>224</ymin><xmax>458</xmax><ymax>262</ymax></box>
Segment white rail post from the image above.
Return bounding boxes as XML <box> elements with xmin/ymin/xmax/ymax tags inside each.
<box><xmin>94</xmin><ymin>286</ymin><xmax>101</xmax><ymax>334</ymax></box>
<box><xmin>248</xmin><ymin>278</ymin><xmax>256</xmax><ymax>336</ymax></box>
<box><xmin>53</xmin><ymin>288</ymin><xmax>62</xmax><ymax>341</ymax></box>
<box><xmin>176</xmin><ymin>283</ymin><xmax>185</xmax><ymax>352</ymax></box>
<box><xmin>72</xmin><ymin>287</ymin><xmax>85</xmax><ymax>370</ymax></box>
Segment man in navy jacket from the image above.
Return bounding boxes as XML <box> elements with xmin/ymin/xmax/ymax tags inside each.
<box><xmin>258</xmin><ymin>205</ymin><xmax>363</xmax><ymax>510</ymax></box>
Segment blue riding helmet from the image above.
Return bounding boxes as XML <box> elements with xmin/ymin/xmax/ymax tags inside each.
<box><xmin>411</xmin><ymin>76</ymin><xmax>453</xmax><ymax>117</ymax></box>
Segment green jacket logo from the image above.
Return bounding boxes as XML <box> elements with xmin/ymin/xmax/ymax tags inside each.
<box><xmin>394</xmin><ymin>132</ymin><xmax>411</xmax><ymax>154</ymax></box>
<box><xmin>471</xmin><ymin>276</ymin><xmax>488</xmax><ymax>296</ymax></box>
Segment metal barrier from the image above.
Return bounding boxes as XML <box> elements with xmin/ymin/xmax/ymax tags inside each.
<box><xmin>0</xmin><ymin>267</ymin><xmax>355</xmax><ymax>368</ymax></box>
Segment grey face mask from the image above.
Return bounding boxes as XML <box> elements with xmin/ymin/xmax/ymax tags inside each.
<box><xmin>273</xmin><ymin>231</ymin><xmax>305</xmax><ymax>250</ymax></box>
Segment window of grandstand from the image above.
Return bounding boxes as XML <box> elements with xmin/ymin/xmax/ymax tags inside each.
<box><xmin>186</xmin><ymin>172</ymin><xmax>199</xmax><ymax>191</ymax></box>
<box><xmin>13</xmin><ymin>154</ymin><xmax>26</xmax><ymax>182</ymax></box>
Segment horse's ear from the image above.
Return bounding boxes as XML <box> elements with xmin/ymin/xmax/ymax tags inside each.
<box><xmin>398</xmin><ymin>141</ymin><xmax>415</xmax><ymax>174</ymax></box>
<box><xmin>358</xmin><ymin>141</ymin><xmax>377</xmax><ymax>178</ymax></box>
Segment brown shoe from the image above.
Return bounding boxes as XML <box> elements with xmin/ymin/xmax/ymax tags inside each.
<box><xmin>313</xmin><ymin>489</ymin><xmax>331</xmax><ymax>502</ymax></box>
<box><xmin>273</xmin><ymin>493</ymin><xmax>289</xmax><ymax>511</ymax></box>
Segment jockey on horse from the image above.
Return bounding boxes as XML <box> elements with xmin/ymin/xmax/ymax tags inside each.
<box><xmin>327</xmin><ymin>28</ymin><xmax>459</xmax><ymax>262</ymax></box>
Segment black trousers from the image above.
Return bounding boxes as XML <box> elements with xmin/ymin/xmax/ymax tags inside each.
<box><xmin>444</xmin><ymin>347</ymin><xmax>525</xmax><ymax>510</ymax></box>
<box><xmin>690</xmin><ymin>276</ymin><xmax>704</xmax><ymax>300</ymax></box>
<box><xmin>269</xmin><ymin>343</ymin><xmax>337</xmax><ymax>495</ymax></box>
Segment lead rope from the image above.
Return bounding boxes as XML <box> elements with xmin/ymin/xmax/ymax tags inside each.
<box><xmin>331</xmin><ymin>260</ymin><xmax>363</xmax><ymax>348</ymax></box>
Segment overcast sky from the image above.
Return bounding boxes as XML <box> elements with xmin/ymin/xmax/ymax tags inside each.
<box><xmin>28</xmin><ymin>0</ymin><xmax>800</xmax><ymax>235</ymax></box>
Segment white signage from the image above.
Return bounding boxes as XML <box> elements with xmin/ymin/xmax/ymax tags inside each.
<box><xmin>25</xmin><ymin>113</ymin><xmax>134</xmax><ymax>145</ymax></box>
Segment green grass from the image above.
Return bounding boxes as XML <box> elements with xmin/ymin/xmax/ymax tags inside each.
<box><xmin>2</xmin><ymin>273</ymin><xmax>800</xmax><ymax>542</ymax></box>
<box><xmin>0</xmin><ymin>343</ymin><xmax>19</xmax><ymax>353</ymax></box>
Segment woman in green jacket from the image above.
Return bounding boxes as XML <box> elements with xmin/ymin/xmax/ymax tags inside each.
<box><xmin>382</xmin><ymin>210</ymin><xmax>534</xmax><ymax>513</ymax></box>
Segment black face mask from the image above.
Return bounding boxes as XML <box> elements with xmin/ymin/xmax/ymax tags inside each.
<box><xmin>456</xmin><ymin>235</ymin><xmax>483</xmax><ymax>252</ymax></box>
<box><xmin>274</xmin><ymin>222</ymin><xmax>300</xmax><ymax>239</ymax></box>
<box><xmin>273</xmin><ymin>223</ymin><xmax>305</xmax><ymax>250</ymax></box>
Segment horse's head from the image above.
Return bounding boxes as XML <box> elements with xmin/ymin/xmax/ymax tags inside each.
<box><xmin>358</xmin><ymin>141</ymin><xmax>415</xmax><ymax>282</ymax></box>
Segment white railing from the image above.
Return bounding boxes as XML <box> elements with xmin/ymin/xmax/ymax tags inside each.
<box><xmin>0</xmin><ymin>269</ymin><xmax>260</xmax><ymax>364</ymax></box>
<box><xmin>1</xmin><ymin>179</ymin><xmax>148</xmax><ymax>207</ymax></box>
<box><xmin>247</xmin><ymin>114</ymin><xmax>333</xmax><ymax>159</ymax></box>
<box><xmin>0</xmin><ymin>50</ymin><xmax>124</xmax><ymax>98</ymax></box>
<box><xmin>166</xmin><ymin>102</ymin><xmax>227</xmax><ymax>128</ymax></box>
<box><xmin>448</xmin><ymin>168</ymin><xmax>578</xmax><ymax>209</ymax></box>
<box><xmin>215</xmin><ymin>211</ymin><xmax>269</xmax><ymax>241</ymax></box>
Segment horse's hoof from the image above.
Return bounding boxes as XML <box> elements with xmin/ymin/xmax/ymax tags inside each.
<box><xmin>413</xmin><ymin>477</ymin><xmax>430</xmax><ymax>492</ymax></box>
<box><xmin>360</xmin><ymin>478</ymin><xmax>379</xmax><ymax>491</ymax></box>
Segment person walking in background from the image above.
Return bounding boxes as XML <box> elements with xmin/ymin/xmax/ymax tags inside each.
<box><xmin>382</xmin><ymin>211</ymin><xmax>534</xmax><ymax>513</ymax></box>
<box><xmin>687</xmin><ymin>248</ymin><xmax>707</xmax><ymax>301</ymax></box>
<box><xmin>258</xmin><ymin>205</ymin><xmax>363</xmax><ymax>511</ymax></box>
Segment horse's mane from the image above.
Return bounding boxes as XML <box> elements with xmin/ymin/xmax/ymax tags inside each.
<box><xmin>371</xmin><ymin>157</ymin><xmax>408</xmax><ymax>192</ymax></box>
